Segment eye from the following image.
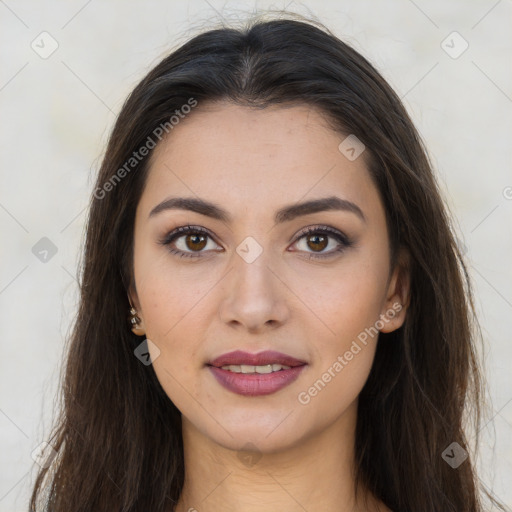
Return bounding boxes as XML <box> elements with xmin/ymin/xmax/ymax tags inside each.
<box><xmin>290</xmin><ymin>225</ymin><xmax>353</xmax><ymax>259</ymax></box>
<box><xmin>159</xmin><ymin>225</ymin><xmax>221</xmax><ymax>259</ymax></box>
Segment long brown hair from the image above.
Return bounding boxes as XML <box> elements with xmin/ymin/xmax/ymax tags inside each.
<box><xmin>30</xmin><ymin>12</ymin><xmax>508</xmax><ymax>512</ymax></box>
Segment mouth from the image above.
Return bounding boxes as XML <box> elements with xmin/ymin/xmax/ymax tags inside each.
<box><xmin>206</xmin><ymin>350</ymin><xmax>307</xmax><ymax>396</ymax></box>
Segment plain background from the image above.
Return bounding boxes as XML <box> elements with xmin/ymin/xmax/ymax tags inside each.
<box><xmin>1</xmin><ymin>1</ymin><xmax>511</xmax><ymax>510</ymax></box>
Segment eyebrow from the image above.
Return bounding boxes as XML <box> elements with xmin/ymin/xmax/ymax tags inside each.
<box><xmin>148</xmin><ymin>195</ymin><xmax>366</xmax><ymax>224</ymax></box>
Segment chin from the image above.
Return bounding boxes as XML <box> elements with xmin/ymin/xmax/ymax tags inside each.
<box><xmin>196</xmin><ymin>411</ymin><xmax>309</xmax><ymax>453</ymax></box>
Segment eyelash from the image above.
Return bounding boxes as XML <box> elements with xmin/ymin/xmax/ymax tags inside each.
<box><xmin>158</xmin><ymin>224</ymin><xmax>353</xmax><ymax>260</ymax></box>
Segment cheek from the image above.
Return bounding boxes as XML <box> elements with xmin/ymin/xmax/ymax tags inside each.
<box><xmin>141</xmin><ymin>284</ymin><xmax>206</xmax><ymax>372</ymax></box>
<box><xmin>293</xmin><ymin>271</ymin><xmax>383</xmax><ymax>421</ymax></box>
<box><xmin>132</xmin><ymin>247</ymin><xmax>211</xmax><ymax>401</ymax></box>
<box><xmin>144</xmin><ymin>294</ymin><xmax>206</xmax><ymax>413</ymax></box>
<box><xmin>289</xmin><ymin>255</ymin><xmax>388</xmax><ymax>346</ymax></box>
<box><xmin>134</xmin><ymin>237</ymin><xmax>216</xmax><ymax>339</ymax></box>
<box><xmin>289</xmin><ymin>252</ymin><xmax>387</xmax><ymax>401</ymax></box>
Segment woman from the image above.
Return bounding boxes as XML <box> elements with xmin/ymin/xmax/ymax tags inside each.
<box><xmin>30</xmin><ymin>13</ymin><xmax>508</xmax><ymax>512</ymax></box>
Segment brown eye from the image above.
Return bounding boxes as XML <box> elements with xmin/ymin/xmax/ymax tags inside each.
<box><xmin>185</xmin><ymin>234</ymin><xmax>207</xmax><ymax>251</ymax></box>
<box><xmin>306</xmin><ymin>234</ymin><xmax>328</xmax><ymax>252</ymax></box>
<box><xmin>292</xmin><ymin>226</ymin><xmax>353</xmax><ymax>259</ymax></box>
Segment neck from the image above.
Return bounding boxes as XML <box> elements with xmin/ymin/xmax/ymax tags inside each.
<box><xmin>173</xmin><ymin>400</ymin><xmax>388</xmax><ymax>512</ymax></box>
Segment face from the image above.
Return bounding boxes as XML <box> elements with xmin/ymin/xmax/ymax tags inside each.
<box><xmin>129</xmin><ymin>101</ymin><xmax>408</xmax><ymax>453</ymax></box>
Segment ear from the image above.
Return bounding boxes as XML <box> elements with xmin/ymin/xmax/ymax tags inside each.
<box><xmin>379</xmin><ymin>247</ymin><xmax>411</xmax><ymax>333</ymax></box>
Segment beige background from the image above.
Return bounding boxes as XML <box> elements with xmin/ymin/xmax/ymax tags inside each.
<box><xmin>1</xmin><ymin>0</ymin><xmax>511</xmax><ymax>510</ymax></box>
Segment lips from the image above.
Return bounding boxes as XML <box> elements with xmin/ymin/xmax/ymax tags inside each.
<box><xmin>207</xmin><ymin>350</ymin><xmax>307</xmax><ymax>368</ymax></box>
<box><xmin>207</xmin><ymin>350</ymin><xmax>308</xmax><ymax>396</ymax></box>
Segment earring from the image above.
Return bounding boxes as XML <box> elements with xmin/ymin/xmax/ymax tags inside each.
<box><xmin>129</xmin><ymin>306</ymin><xmax>146</xmax><ymax>336</ymax></box>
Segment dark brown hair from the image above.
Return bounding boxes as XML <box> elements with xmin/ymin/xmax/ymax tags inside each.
<box><xmin>30</xmin><ymin>13</ymin><xmax>508</xmax><ymax>512</ymax></box>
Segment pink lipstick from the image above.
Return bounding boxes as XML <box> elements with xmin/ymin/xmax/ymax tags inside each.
<box><xmin>207</xmin><ymin>350</ymin><xmax>307</xmax><ymax>396</ymax></box>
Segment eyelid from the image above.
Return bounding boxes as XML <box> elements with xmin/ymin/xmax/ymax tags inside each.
<box><xmin>159</xmin><ymin>225</ymin><xmax>217</xmax><ymax>245</ymax></box>
<box><xmin>291</xmin><ymin>224</ymin><xmax>351</xmax><ymax>245</ymax></box>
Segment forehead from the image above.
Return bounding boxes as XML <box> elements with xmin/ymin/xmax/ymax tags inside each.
<box><xmin>138</xmin><ymin>101</ymin><xmax>382</xmax><ymax>223</ymax></box>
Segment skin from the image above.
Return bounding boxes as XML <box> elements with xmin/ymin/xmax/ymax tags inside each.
<box><xmin>129</xmin><ymin>101</ymin><xmax>410</xmax><ymax>512</ymax></box>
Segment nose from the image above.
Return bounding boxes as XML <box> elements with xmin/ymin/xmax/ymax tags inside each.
<box><xmin>218</xmin><ymin>251</ymin><xmax>290</xmax><ymax>333</ymax></box>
